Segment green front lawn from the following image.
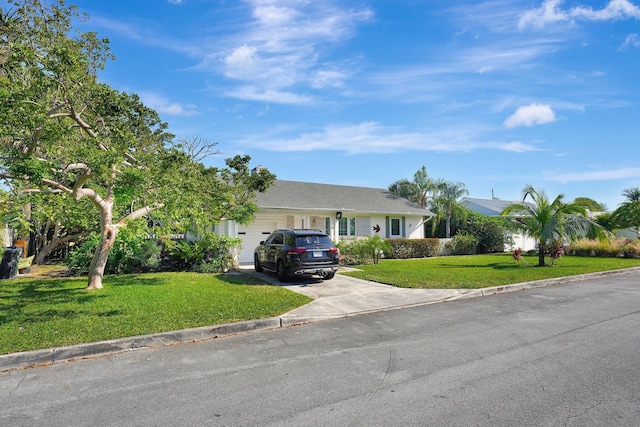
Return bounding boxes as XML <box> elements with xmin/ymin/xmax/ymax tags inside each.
<box><xmin>342</xmin><ymin>254</ymin><xmax>640</xmax><ymax>289</ymax></box>
<box><xmin>0</xmin><ymin>271</ymin><xmax>312</xmax><ymax>355</ymax></box>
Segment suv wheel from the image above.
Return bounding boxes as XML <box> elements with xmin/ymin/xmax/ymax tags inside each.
<box><xmin>321</xmin><ymin>271</ymin><xmax>335</xmax><ymax>280</ymax></box>
<box><xmin>254</xmin><ymin>254</ymin><xmax>263</xmax><ymax>272</ymax></box>
<box><xmin>277</xmin><ymin>260</ymin><xmax>290</xmax><ymax>282</ymax></box>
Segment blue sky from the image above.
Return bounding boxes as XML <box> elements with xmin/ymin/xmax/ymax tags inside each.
<box><xmin>71</xmin><ymin>0</ymin><xmax>639</xmax><ymax>210</ymax></box>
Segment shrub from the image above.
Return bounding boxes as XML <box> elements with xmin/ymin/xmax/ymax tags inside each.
<box><xmin>442</xmin><ymin>232</ymin><xmax>478</xmax><ymax>255</ymax></box>
<box><xmin>566</xmin><ymin>238</ymin><xmax>640</xmax><ymax>259</ymax></box>
<box><xmin>67</xmin><ymin>234</ymin><xmax>100</xmax><ymax>275</ymax></box>
<box><xmin>67</xmin><ymin>222</ymin><xmax>161</xmax><ymax>275</ymax></box>
<box><xmin>163</xmin><ymin>231</ymin><xmax>241</xmax><ymax>272</ymax></box>
<box><xmin>337</xmin><ymin>236</ymin><xmax>392</xmax><ymax>265</ymax></box>
<box><xmin>387</xmin><ymin>238</ymin><xmax>440</xmax><ymax>259</ymax></box>
<box><xmin>544</xmin><ymin>241</ymin><xmax>565</xmax><ymax>266</ymax></box>
<box><xmin>336</xmin><ymin>239</ymin><xmax>366</xmax><ymax>265</ymax></box>
<box><xmin>622</xmin><ymin>240</ymin><xmax>639</xmax><ymax>258</ymax></box>
<box><xmin>461</xmin><ymin>212</ymin><xmax>514</xmax><ymax>253</ymax></box>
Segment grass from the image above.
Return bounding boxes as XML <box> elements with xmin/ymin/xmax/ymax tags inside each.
<box><xmin>0</xmin><ymin>269</ymin><xmax>312</xmax><ymax>355</ymax></box>
<box><xmin>342</xmin><ymin>254</ymin><xmax>640</xmax><ymax>289</ymax></box>
<box><xmin>3</xmin><ymin>255</ymin><xmax>639</xmax><ymax>356</ymax></box>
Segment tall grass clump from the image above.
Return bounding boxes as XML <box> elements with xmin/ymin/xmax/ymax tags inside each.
<box><xmin>567</xmin><ymin>238</ymin><xmax>640</xmax><ymax>258</ymax></box>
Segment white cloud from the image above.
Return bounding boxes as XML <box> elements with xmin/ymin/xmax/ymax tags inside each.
<box><xmin>504</xmin><ymin>103</ymin><xmax>556</xmax><ymax>128</ymax></box>
<box><xmin>224</xmin><ymin>86</ymin><xmax>313</xmax><ymax>104</ymax></box>
<box><xmin>571</xmin><ymin>0</ymin><xmax>640</xmax><ymax>21</ymax></box>
<box><xmin>236</xmin><ymin>122</ymin><xmax>540</xmax><ymax>154</ymax></box>
<box><xmin>519</xmin><ymin>0</ymin><xmax>640</xmax><ymax>30</ymax></box>
<box><xmin>518</xmin><ymin>0</ymin><xmax>568</xmax><ymax>30</ymax></box>
<box><xmin>168</xmin><ymin>0</ymin><xmax>184</xmax><ymax>5</ymax></box>
<box><xmin>619</xmin><ymin>33</ymin><xmax>640</xmax><ymax>50</ymax></box>
<box><xmin>212</xmin><ymin>1</ymin><xmax>373</xmax><ymax>101</ymax></box>
<box><xmin>253</xmin><ymin>5</ymin><xmax>297</xmax><ymax>26</ymax></box>
<box><xmin>311</xmin><ymin>69</ymin><xmax>349</xmax><ymax>89</ymax></box>
<box><xmin>544</xmin><ymin>166</ymin><xmax>640</xmax><ymax>183</ymax></box>
<box><xmin>138</xmin><ymin>92</ymin><xmax>198</xmax><ymax>116</ymax></box>
<box><xmin>223</xmin><ymin>45</ymin><xmax>260</xmax><ymax>79</ymax></box>
<box><xmin>499</xmin><ymin>141</ymin><xmax>542</xmax><ymax>152</ymax></box>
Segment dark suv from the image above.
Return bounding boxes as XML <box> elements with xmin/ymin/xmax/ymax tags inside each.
<box><xmin>254</xmin><ymin>229</ymin><xmax>340</xmax><ymax>282</ymax></box>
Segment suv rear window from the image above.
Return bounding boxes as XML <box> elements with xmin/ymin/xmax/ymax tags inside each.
<box><xmin>295</xmin><ymin>235</ymin><xmax>333</xmax><ymax>247</ymax></box>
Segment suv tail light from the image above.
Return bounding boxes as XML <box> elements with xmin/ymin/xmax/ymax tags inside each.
<box><xmin>287</xmin><ymin>248</ymin><xmax>307</xmax><ymax>255</ymax></box>
<box><xmin>328</xmin><ymin>247</ymin><xmax>339</xmax><ymax>253</ymax></box>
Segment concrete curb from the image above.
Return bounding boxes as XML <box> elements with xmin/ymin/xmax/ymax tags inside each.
<box><xmin>2</xmin><ymin>266</ymin><xmax>638</xmax><ymax>372</ymax></box>
<box><xmin>0</xmin><ymin>318</ymin><xmax>281</xmax><ymax>372</ymax></box>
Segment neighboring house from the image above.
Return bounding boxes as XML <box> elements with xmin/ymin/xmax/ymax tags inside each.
<box><xmin>460</xmin><ymin>197</ymin><xmax>538</xmax><ymax>252</ymax></box>
<box><xmin>219</xmin><ymin>180</ymin><xmax>434</xmax><ymax>264</ymax></box>
<box><xmin>615</xmin><ymin>227</ymin><xmax>638</xmax><ymax>239</ymax></box>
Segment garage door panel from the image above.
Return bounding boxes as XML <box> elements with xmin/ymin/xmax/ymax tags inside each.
<box><xmin>238</xmin><ymin>219</ymin><xmax>278</xmax><ymax>263</ymax></box>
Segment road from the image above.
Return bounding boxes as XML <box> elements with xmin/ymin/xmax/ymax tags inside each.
<box><xmin>1</xmin><ymin>271</ymin><xmax>639</xmax><ymax>426</ymax></box>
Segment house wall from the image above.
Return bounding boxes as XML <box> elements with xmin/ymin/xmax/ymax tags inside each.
<box><xmin>231</xmin><ymin>210</ymin><xmax>426</xmax><ymax>263</ymax></box>
<box><xmin>504</xmin><ymin>232</ymin><xmax>538</xmax><ymax>252</ymax></box>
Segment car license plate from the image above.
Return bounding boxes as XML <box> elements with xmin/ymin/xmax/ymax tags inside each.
<box><xmin>312</xmin><ymin>251</ymin><xmax>323</xmax><ymax>258</ymax></box>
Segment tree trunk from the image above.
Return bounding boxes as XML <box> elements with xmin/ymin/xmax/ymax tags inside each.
<box><xmin>34</xmin><ymin>230</ymin><xmax>88</xmax><ymax>265</ymax></box>
<box><xmin>445</xmin><ymin>215</ymin><xmax>451</xmax><ymax>238</ymax></box>
<box><xmin>34</xmin><ymin>222</ymin><xmax>59</xmax><ymax>264</ymax></box>
<box><xmin>86</xmin><ymin>199</ymin><xmax>117</xmax><ymax>290</ymax></box>
<box><xmin>538</xmin><ymin>241</ymin><xmax>546</xmax><ymax>267</ymax></box>
<box><xmin>86</xmin><ymin>225</ymin><xmax>118</xmax><ymax>290</ymax></box>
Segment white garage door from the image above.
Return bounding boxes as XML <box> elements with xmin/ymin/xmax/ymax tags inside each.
<box><xmin>238</xmin><ymin>219</ymin><xmax>278</xmax><ymax>264</ymax></box>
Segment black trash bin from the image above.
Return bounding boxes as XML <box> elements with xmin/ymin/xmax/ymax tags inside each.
<box><xmin>0</xmin><ymin>247</ymin><xmax>21</xmax><ymax>279</ymax></box>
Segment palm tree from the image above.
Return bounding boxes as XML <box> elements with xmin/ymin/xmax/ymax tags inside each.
<box><xmin>611</xmin><ymin>187</ymin><xmax>640</xmax><ymax>238</ymax></box>
<box><xmin>388</xmin><ymin>166</ymin><xmax>436</xmax><ymax>209</ymax></box>
<box><xmin>433</xmin><ymin>180</ymin><xmax>468</xmax><ymax>238</ymax></box>
<box><xmin>622</xmin><ymin>187</ymin><xmax>640</xmax><ymax>202</ymax></box>
<box><xmin>502</xmin><ymin>185</ymin><xmax>609</xmax><ymax>267</ymax></box>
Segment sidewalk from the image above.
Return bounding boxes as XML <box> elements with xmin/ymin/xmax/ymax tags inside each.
<box><xmin>2</xmin><ymin>266</ymin><xmax>638</xmax><ymax>371</ymax></box>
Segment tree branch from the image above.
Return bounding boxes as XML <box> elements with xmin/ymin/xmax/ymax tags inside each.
<box><xmin>118</xmin><ymin>203</ymin><xmax>164</xmax><ymax>225</ymax></box>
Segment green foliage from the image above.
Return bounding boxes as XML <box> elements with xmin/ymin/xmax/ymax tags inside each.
<box><xmin>502</xmin><ymin>185</ymin><xmax>610</xmax><ymax>266</ymax></box>
<box><xmin>388</xmin><ymin>165</ymin><xmax>435</xmax><ymax>208</ymax></box>
<box><xmin>442</xmin><ymin>231</ymin><xmax>478</xmax><ymax>255</ymax></box>
<box><xmin>0</xmin><ymin>272</ymin><xmax>312</xmax><ymax>354</ymax></box>
<box><xmin>460</xmin><ymin>210</ymin><xmax>514</xmax><ymax>253</ymax></box>
<box><xmin>567</xmin><ymin>238</ymin><xmax>640</xmax><ymax>259</ymax></box>
<box><xmin>337</xmin><ymin>235</ymin><xmax>392</xmax><ymax>265</ymax></box>
<box><xmin>572</xmin><ymin>197</ymin><xmax>607</xmax><ymax>212</ymax></box>
<box><xmin>386</xmin><ymin>238</ymin><xmax>440</xmax><ymax>259</ymax></box>
<box><xmin>594</xmin><ymin>212</ymin><xmax>616</xmax><ymax>233</ymax></box>
<box><xmin>622</xmin><ymin>187</ymin><xmax>640</xmax><ymax>203</ymax></box>
<box><xmin>0</xmin><ymin>0</ymin><xmax>275</xmax><ymax>288</ymax></box>
<box><xmin>610</xmin><ymin>201</ymin><xmax>640</xmax><ymax>235</ymax></box>
<box><xmin>432</xmin><ymin>180</ymin><xmax>469</xmax><ymax>238</ymax></box>
<box><xmin>67</xmin><ymin>221</ymin><xmax>160</xmax><ymax>275</ymax></box>
<box><xmin>66</xmin><ymin>234</ymin><xmax>99</xmax><ymax>275</ymax></box>
<box><xmin>163</xmin><ymin>231</ymin><xmax>242</xmax><ymax>272</ymax></box>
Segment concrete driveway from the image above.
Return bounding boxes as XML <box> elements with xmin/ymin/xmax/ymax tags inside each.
<box><xmin>239</xmin><ymin>264</ymin><xmax>479</xmax><ymax>324</ymax></box>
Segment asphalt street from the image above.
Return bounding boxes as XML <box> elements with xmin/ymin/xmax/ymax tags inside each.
<box><xmin>1</xmin><ymin>270</ymin><xmax>638</xmax><ymax>426</ymax></box>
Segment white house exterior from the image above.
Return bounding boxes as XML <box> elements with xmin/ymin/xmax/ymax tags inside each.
<box><xmin>460</xmin><ymin>197</ymin><xmax>538</xmax><ymax>252</ymax></box>
<box><xmin>220</xmin><ymin>180</ymin><xmax>434</xmax><ymax>264</ymax></box>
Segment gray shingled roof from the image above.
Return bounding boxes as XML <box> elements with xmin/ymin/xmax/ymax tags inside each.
<box><xmin>256</xmin><ymin>180</ymin><xmax>433</xmax><ymax>216</ymax></box>
<box><xmin>461</xmin><ymin>197</ymin><xmax>534</xmax><ymax>216</ymax></box>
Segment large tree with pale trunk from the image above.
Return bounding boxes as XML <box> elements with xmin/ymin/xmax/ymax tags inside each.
<box><xmin>0</xmin><ymin>0</ymin><xmax>275</xmax><ymax>289</ymax></box>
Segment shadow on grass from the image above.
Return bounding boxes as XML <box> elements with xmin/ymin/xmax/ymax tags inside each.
<box><xmin>0</xmin><ymin>278</ymin><xmax>122</xmax><ymax>326</ymax></box>
<box><xmin>102</xmin><ymin>271</ymin><xmax>273</xmax><ymax>287</ymax></box>
<box><xmin>103</xmin><ymin>274</ymin><xmax>173</xmax><ymax>287</ymax></box>
<box><xmin>435</xmin><ymin>262</ymin><xmax>530</xmax><ymax>270</ymax></box>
